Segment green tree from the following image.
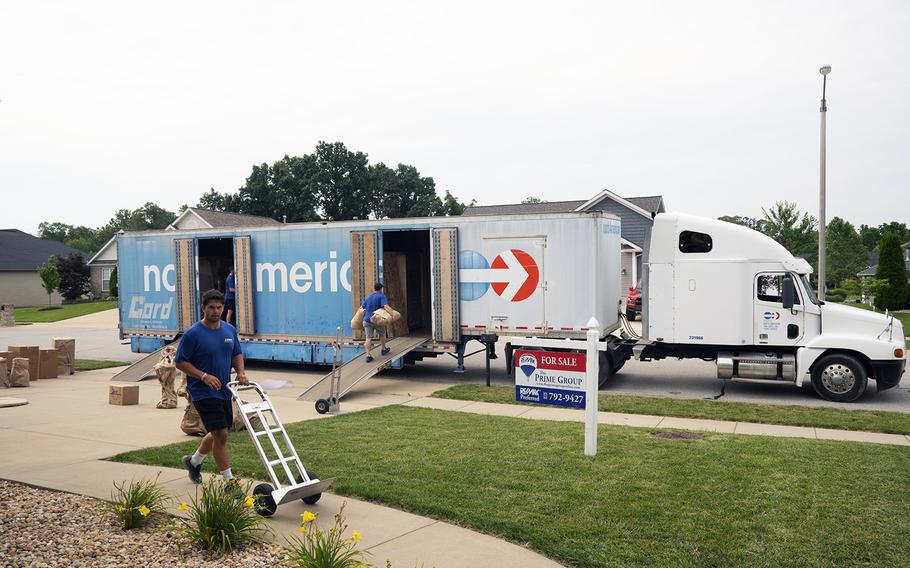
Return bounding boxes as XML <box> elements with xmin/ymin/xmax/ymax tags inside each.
<box><xmin>439</xmin><ymin>191</ymin><xmax>469</xmax><ymax>216</ymax></box>
<box><xmin>718</xmin><ymin>215</ymin><xmax>765</xmax><ymax>232</ymax></box>
<box><xmin>760</xmin><ymin>201</ymin><xmax>818</xmax><ymax>257</ymax></box>
<box><xmin>372</xmin><ymin>163</ymin><xmax>438</xmax><ymax>219</ymax></box>
<box><xmin>312</xmin><ymin>141</ymin><xmax>372</xmax><ymax>221</ymax></box>
<box><xmin>521</xmin><ymin>196</ymin><xmax>547</xmax><ymax>204</ymax></box>
<box><xmin>37</xmin><ymin>256</ymin><xmax>61</xmax><ymax>305</ymax></box>
<box><xmin>874</xmin><ymin>233</ymin><xmax>910</xmax><ymax>310</ymax></box>
<box><xmin>862</xmin><ymin>278</ymin><xmax>890</xmax><ymax>309</ymax></box>
<box><xmin>38</xmin><ymin>222</ymin><xmax>73</xmax><ymax>243</ymax></box>
<box><xmin>109</xmin><ymin>266</ymin><xmax>118</xmax><ymax>298</ymax></box>
<box><xmin>859</xmin><ymin>222</ymin><xmax>910</xmax><ymax>252</ymax></box>
<box><xmin>55</xmin><ymin>253</ymin><xmax>91</xmax><ymax>303</ymax></box>
<box><xmin>824</xmin><ymin>217</ymin><xmax>868</xmax><ymax>289</ymax></box>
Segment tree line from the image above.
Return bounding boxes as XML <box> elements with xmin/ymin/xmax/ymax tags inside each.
<box><xmin>720</xmin><ymin>202</ymin><xmax>909</xmax><ymax>309</ymax></box>
<box><xmin>38</xmin><ymin>141</ymin><xmax>470</xmax><ymax>256</ymax></box>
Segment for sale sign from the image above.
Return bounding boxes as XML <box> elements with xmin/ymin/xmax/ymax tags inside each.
<box><xmin>514</xmin><ymin>349</ymin><xmax>586</xmax><ymax>408</ymax></box>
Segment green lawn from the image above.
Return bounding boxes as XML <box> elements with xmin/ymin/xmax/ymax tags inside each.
<box><xmin>14</xmin><ymin>301</ymin><xmax>117</xmax><ymax>322</ymax></box>
<box><xmin>111</xmin><ymin>406</ymin><xmax>910</xmax><ymax>568</ymax></box>
<box><xmin>75</xmin><ymin>359</ymin><xmax>131</xmax><ymax>371</ymax></box>
<box><xmin>433</xmin><ymin>384</ymin><xmax>910</xmax><ymax>435</ymax></box>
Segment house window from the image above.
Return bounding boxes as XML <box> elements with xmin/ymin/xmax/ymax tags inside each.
<box><xmin>679</xmin><ymin>230</ymin><xmax>713</xmax><ymax>253</ymax></box>
<box><xmin>102</xmin><ymin>267</ymin><xmax>113</xmax><ymax>292</ymax></box>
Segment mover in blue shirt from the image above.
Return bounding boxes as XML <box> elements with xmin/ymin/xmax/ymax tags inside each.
<box><xmin>362</xmin><ymin>282</ymin><xmax>393</xmax><ymax>363</ymax></box>
<box><xmin>175</xmin><ymin>289</ymin><xmax>249</xmax><ymax>486</ymax></box>
<box><xmin>224</xmin><ymin>268</ymin><xmax>236</xmax><ymax>325</ymax></box>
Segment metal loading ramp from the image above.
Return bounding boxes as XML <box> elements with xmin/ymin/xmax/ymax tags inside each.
<box><xmin>110</xmin><ymin>344</ymin><xmax>170</xmax><ymax>382</ymax></box>
<box><xmin>297</xmin><ymin>335</ymin><xmax>430</xmax><ymax>405</ymax></box>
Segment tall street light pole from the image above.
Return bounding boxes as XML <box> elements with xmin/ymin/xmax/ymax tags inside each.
<box><xmin>818</xmin><ymin>65</ymin><xmax>831</xmax><ymax>301</ymax></box>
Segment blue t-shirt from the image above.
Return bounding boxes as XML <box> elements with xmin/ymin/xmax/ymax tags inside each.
<box><xmin>225</xmin><ymin>275</ymin><xmax>236</xmax><ymax>300</ymax></box>
<box><xmin>175</xmin><ymin>321</ymin><xmax>242</xmax><ymax>401</ymax></box>
<box><xmin>361</xmin><ymin>292</ymin><xmax>389</xmax><ymax>324</ymax></box>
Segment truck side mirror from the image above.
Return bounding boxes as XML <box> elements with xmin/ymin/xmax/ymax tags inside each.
<box><xmin>782</xmin><ymin>276</ymin><xmax>795</xmax><ymax>309</ymax></box>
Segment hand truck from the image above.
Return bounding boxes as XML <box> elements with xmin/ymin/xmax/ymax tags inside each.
<box><xmin>315</xmin><ymin>326</ymin><xmax>343</xmax><ymax>415</ymax></box>
<box><xmin>227</xmin><ymin>380</ymin><xmax>335</xmax><ymax>517</ymax></box>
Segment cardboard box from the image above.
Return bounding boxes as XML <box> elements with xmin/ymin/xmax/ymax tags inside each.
<box><xmin>109</xmin><ymin>384</ymin><xmax>139</xmax><ymax>406</ymax></box>
<box><xmin>39</xmin><ymin>348</ymin><xmax>59</xmax><ymax>379</ymax></box>
<box><xmin>9</xmin><ymin>346</ymin><xmax>39</xmax><ymax>380</ymax></box>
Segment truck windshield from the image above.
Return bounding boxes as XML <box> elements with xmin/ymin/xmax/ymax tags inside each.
<box><xmin>799</xmin><ymin>274</ymin><xmax>819</xmax><ymax>305</ymax></box>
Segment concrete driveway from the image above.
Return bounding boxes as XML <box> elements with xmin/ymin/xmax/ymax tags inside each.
<box><xmin>3</xmin><ymin>308</ymin><xmax>907</xmax><ymax>412</ymax></box>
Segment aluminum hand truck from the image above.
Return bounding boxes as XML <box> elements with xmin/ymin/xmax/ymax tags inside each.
<box><xmin>228</xmin><ymin>381</ymin><xmax>335</xmax><ymax>517</ymax></box>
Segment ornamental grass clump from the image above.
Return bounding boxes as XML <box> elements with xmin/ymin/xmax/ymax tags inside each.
<box><xmin>175</xmin><ymin>477</ymin><xmax>272</xmax><ymax>554</ymax></box>
<box><xmin>106</xmin><ymin>474</ymin><xmax>169</xmax><ymax>530</ymax></box>
<box><xmin>286</xmin><ymin>502</ymin><xmax>371</xmax><ymax>568</ymax></box>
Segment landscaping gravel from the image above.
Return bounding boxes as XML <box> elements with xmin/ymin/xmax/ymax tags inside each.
<box><xmin>0</xmin><ymin>480</ymin><xmax>294</xmax><ymax>567</ymax></box>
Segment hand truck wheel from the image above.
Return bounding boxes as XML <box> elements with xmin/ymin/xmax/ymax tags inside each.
<box><xmin>315</xmin><ymin>399</ymin><xmax>330</xmax><ymax>414</ymax></box>
<box><xmin>296</xmin><ymin>470</ymin><xmax>323</xmax><ymax>505</ymax></box>
<box><xmin>252</xmin><ymin>483</ymin><xmax>277</xmax><ymax>517</ymax></box>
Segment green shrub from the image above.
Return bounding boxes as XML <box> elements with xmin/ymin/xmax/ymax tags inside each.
<box><xmin>826</xmin><ymin>294</ymin><xmax>845</xmax><ymax>303</ymax></box>
<box><xmin>174</xmin><ymin>477</ymin><xmax>271</xmax><ymax>553</ymax></box>
<box><xmin>875</xmin><ymin>233</ymin><xmax>910</xmax><ymax>309</ymax></box>
<box><xmin>826</xmin><ymin>287</ymin><xmax>846</xmax><ymax>298</ymax></box>
<box><xmin>106</xmin><ymin>474</ymin><xmax>170</xmax><ymax>530</ymax></box>
<box><xmin>286</xmin><ymin>502</ymin><xmax>371</xmax><ymax>568</ymax></box>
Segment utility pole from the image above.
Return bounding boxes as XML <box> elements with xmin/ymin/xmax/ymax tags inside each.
<box><xmin>818</xmin><ymin>65</ymin><xmax>831</xmax><ymax>300</ymax></box>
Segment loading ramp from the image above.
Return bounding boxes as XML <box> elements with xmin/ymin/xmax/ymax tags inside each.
<box><xmin>110</xmin><ymin>344</ymin><xmax>171</xmax><ymax>382</ymax></box>
<box><xmin>297</xmin><ymin>335</ymin><xmax>431</xmax><ymax>408</ymax></box>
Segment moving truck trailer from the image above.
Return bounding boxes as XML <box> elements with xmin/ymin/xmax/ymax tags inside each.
<box><xmin>117</xmin><ymin>210</ymin><xmax>905</xmax><ymax>402</ymax></box>
<box><xmin>116</xmin><ymin>212</ymin><xmax>622</xmax><ymax>372</ymax></box>
<box><xmin>599</xmin><ymin>213</ymin><xmax>906</xmax><ymax>402</ymax></box>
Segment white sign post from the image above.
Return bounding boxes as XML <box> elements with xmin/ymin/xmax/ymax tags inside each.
<box><xmin>584</xmin><ymin>317</ymin><xmax>600</xmax><ymax>456</ymax></box>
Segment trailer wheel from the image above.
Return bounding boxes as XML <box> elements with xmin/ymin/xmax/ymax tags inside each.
<box><xmin>297</xmin><ymin>471</ymin><xmax>323</xmax><ymax>505</ymax></box>
<box><xmin>315</xmin><ymin>399</ymin><xmax>330</xmax><ymax>414</ymax></box>
<box><xmin>811</xmin><ymin>353</ymin><xmax>867</xmax><ymax>402</ymax></box>
<box><xmin>252</xmin><ymin>483</ymin><xmax>277</xmax><ymax>517</ymax></box>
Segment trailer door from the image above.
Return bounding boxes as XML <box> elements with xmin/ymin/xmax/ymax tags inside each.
<box><xmin>174</xmin><ymin>238</ymin><xmax>198</xmax><ymax>332</ymax></box>
<box><xmin>431</xmin><ymin>227</ymin><xmax>460</xmax><ymax>342</ymax></box>
<box><xmin>233</xmin><ymin>236</ymin><xmax>255</xmax><ymax>335</ymax></box>
<box><xmin>350</xmin><ymin>231</ymin><xmax>380</xmax><ymax>336</ymax></box>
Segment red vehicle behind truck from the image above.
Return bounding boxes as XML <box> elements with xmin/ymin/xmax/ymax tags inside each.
<box><xmin>625</xmin><ymin>282</ymin><xmax>642</xmax><ymax>321</ymax></box>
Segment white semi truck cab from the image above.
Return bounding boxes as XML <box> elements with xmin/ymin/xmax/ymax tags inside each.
<box><xmin>611</xmin><ymin>212</ymin><xmax>906</xmax><ymax>402</ymax></box>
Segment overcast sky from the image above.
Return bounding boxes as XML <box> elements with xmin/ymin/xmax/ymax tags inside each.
<box><xmin>1</xmin><ymin>1</ymin><xmax>907</xmax><ymax>235</ymax></box>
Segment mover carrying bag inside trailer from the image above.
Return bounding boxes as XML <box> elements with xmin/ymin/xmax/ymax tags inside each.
<box><xmin>115</xmin><ymin>212</ymin><xmax>622</xmax><ymax>378</ymax></box>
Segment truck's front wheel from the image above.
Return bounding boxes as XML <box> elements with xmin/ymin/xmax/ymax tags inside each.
<box><xmin>811</xmin><ymin>354</ymin><xmax>867</xmax><ymax>402</ymax></box>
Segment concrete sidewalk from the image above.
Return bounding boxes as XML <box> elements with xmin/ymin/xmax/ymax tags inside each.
<box><xmin>405</xmin><ymin>397</ymin><xmax>910</xmax><ymax>446</ymax></box>
<box><xmin>0</xmin><ymin>367</ymin><xmax>563</xmax><ymax>568</ymax></box>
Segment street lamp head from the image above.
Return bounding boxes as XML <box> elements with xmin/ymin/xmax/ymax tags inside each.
<box><xmin>819</xmin><ymin>65</ymin><xmax>832</xmax><ymax>76</ymax></box>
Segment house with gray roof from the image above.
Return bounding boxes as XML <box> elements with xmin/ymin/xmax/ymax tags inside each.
<box><xmin>0</xmin><ymin>229</ymin><xmax>86</xmax><ymax>306</ymax></box>
<box><xmin>86</xmin><ymin>208</ymin><xmax>283</xmax><ymax>297</ymax></box>
<box><xmin>463</xmin><ymin>189</ymin><xmax>666</xmax><ymax>292</ymax></box>
<box><xmin>856</xmin><ymin>243</ymin><xmax>910</xmax><ymax>279</ymax></box>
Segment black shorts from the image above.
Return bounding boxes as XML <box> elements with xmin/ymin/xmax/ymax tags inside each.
<box><xmin>193</xmin><ymin>397</ymin><xmax>233</xmax><ymax>432</ymax></box>
<box><xmin>225</xmin><ymin>299</ymin><xmax>236</xmax><ymax>312</ymax></box>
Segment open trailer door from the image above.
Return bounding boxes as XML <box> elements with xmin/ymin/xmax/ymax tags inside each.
<box><xmin>174</xmin><ymin>238</ymin><xmax>198</xmax><ymax>332</ymax></box>
<box><xmin>233</xmin><ymin>235</ymin><xmax>255</xmax><ymax>335</ymax></box>
<box><xmin>431</xmin><ymin>227</ymin><xmax>460</xmax><ymax>342</ymax></box>
<box><xmin>350</xmin><ymin>231</ymin><xmax>380</xmax><ymax>338</ymax></box>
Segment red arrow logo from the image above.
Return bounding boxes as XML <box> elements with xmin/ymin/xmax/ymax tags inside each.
<box><xmin>490</xmin><ymin>249</ymin><xmax>539</xmax><ymax>302</ymax></box>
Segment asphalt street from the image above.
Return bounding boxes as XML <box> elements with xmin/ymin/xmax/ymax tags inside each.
<box><xmin>2</xmin><ymin>309</ymin><xmax>908</xmax><ymax>412</ymax></box>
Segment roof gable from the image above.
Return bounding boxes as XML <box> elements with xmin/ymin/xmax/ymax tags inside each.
<box><xmin>168</xmin><ymin>208</ymin><xmax>283</xmax><ymax>230</ymax></box>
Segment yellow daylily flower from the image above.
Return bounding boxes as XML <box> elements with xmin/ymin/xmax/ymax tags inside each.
<box><xmin>117</xmin><ymin>506</ymin><xmax>127</xmax><ymax>512</ymax></box>
<box><xmin>351</xmin><ymin>531</ymin><xmax>362</xmax><ymax>542</ymax></box>
<box><xmin>301</xmin><ymin>511</ymin><xmax>316</xmax><ymax>524</ymax></box>
<box><xmin>177</xmin><ymin>502</ymin><xmax>188</xmax><ymax>511</ymax></box>
<box><xmin>298</xmin><ymin>526</ymin><xmax>307</xmax><ymax>534</ymax></box>
<box><xmin>138</xmin><ymin>505</ymin><xmax>151</xmax><ymax>517</ymax></box>
<box><xmin>244</xmin><ymin>496</ymin><xmax>255</xmax><ymax>508</ymax></box>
